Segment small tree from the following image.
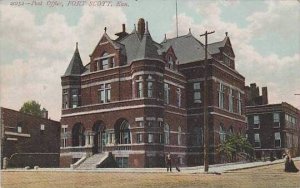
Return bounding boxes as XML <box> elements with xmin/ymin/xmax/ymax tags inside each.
<box><xmin>20</xmin><ymin>100</ymin><xmax>44</xmax><ymax>117</ymax></box>
<box><xmin>217</xmin><ymin>134</ymin><xmax>253</xmax><ymax>162</ymax></box>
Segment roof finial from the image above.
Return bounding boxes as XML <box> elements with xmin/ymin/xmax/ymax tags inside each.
<box><xmin>188</xmin><ymin>28</ymin><xmax>191</xmax><ymax>35</ymax></box>
<box><xmin>164</xmin><ymin>33</ymin><xmax>167</xmax><ymax>40</ymax></box>
<box><xmin>104</xmin><ymin>27</ymin><xmax>107</xmax><ymax>33</ymax></box>
<box><xmin>76</xmin><ymin>42</ymin><xmax>78</xmax><ymax>49</ymax></box>
<box><xmin>225</xmin><ymin>32</ymin><xmax>228</xmax><ymax>37</ymax></box>
<box><xmin>134</xmin><ymin>24</ymin><xmax>136</xmax><ymax>30</ymax></box>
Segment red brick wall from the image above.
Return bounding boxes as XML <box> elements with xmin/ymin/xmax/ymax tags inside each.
<box><xmin>1</xmin><ymin>107</ymin><xmax>60</xmax><ymax>168</ymax></box>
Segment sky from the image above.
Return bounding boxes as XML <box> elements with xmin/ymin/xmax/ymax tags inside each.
<box><xmin>0</xmin><ymin>0</ymin><xmax>299</xmax><ymax>121</ymax></box>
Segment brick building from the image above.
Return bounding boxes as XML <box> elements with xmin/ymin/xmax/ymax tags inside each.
<box><xmin>245</xmin><ymin>84</ymin><xmax>300</xmax><ymax>159</ymax></box>
<box><xmin>0</xmin><ymin>107</ymin><xmax>60</xmax><ymax>169</ymax></box>
<box><xmin>60</xmin><ymin>18</ymin><xmax>246</xmax><ymax>168</ymax></box>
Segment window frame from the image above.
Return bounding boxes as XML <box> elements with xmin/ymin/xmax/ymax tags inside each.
<box><xmin>253</xmin><ymin>115</ymin><xmax>260</xmax><ymax>129</ymax></box>
<box><xmin>254</xmin><ymin>133</ymin><xmax>261</xmax><ymax>148</ymax></box>
<box><xmin>274</xmin><ymin>132</ymin><xmax>281</xmax><ymax>148</ymax></box>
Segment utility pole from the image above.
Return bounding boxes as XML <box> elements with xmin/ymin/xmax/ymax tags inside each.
<box><xmin>176</xmin><ymin>0</ymin><xmax>178</xmax><ymax>37</ymax></box>
<box><xmin>200</xmin><ymin>30</ymin><xmax>215</xmax><ymax>172</ymax></box>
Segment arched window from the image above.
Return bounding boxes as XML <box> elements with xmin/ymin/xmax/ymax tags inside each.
<box><xmin>219</xmin><ymin>124</ymin><xmax>226</xmax><ymax>143</ymax></box>
<box><xmin>164</xmin><ymin>123</ymin><xmax>170</xmax><ymax>145</ymax></box>
<box><xmin>72</xmin><ymin>123</ymin><xmax>85</xmax><ymax>146</ymax></box>
<box><xmin>115</xmin><ymin>119</ymin><xmax>131</xmax><ymax>144</ymax></box>
<box><xmin>178</xmin><ymin>126</ymin><xmax>182</xmax><ymax>145</ymax></box>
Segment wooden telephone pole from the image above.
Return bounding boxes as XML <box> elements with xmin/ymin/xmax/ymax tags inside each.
<box><xmin>200</xmin><ymin>31</ymin><xmax>215</xmax><ymax>172</ymax></box>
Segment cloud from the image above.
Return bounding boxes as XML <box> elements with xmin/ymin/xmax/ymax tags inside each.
<box><xmin>172</xmin><ymin>1</ymin><xmax>300</xmax><ymax>109</ymax></box>
<box><xmin>247</xmin><ymin>1</ymin><xmax>300</xmax><ymax>38</ymax></box>
<box><xmin>0</xmin><ymin>5</ymin><xmax>127</xmax><ymax>120</ymax></box>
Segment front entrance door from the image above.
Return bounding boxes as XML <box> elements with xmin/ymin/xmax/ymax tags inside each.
<box><xmin>92</xmin><ymin>122</ymin><xmax>106</xmax><ymax>154</ymax></box>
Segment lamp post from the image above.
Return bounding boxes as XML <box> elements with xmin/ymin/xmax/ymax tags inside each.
<box><xmin>200</xmin><ymin>31</ymin><xmax>215</xmax><ymax>172</ymax></box>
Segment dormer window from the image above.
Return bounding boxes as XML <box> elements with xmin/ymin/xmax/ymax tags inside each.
<box><xmin>98</xmin><ymin>52</ymin><xmax>114</xmax><ymax>70</ymax></box>
<box><xmin>167</xmin><ymin>56</ymin><xmax>175</xmax><ymax>69</ymax></box>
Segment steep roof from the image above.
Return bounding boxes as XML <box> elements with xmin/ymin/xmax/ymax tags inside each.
<box><xmin>135</xmin><ymin>22</ymin><xmax>162</xmax><ymax>60</ymax></box>
<box><xmin>118</xmin><ymin>24</ymin><xmax>162</xmax><ymax>63</ymax></box>
<box><xmin>207</xmin><ymin>36</ymin><xmax>228</xmax><ymax>54</ymax></box>
<box><xmin>63</xmin><ymin>43</ymin><xmax>84</xmax><ymax>76</ymax></box>
<box><xmin>161</xmin><ymin>33</ymin><xmax>212</xmax><ymax>64</ymax></box>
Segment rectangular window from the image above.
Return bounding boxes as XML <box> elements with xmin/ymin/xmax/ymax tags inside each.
<box><xmin>273</xmin><ymin>113</ymin><xmax>280</xmax><ymax>122</ymax></box>
<box><xmin>62</xmin><ymin>89</ymin><xmax>68</xmax><ymax>109</ymax></box>
<box><xmin>159</xmin><ymin>133</ymin><xmax>164</xmax><ymax>144</ymax></box>
<box><xmin>219</xmin><ymin>83</ymin><xmax>224</xmax><ymax>108</ymax></box>
<box><xmin>164</xmin><ymin>83</ymin><xmax>170</xmax><ymax>104</ymax></box>
<box><xmin>148</xmin><ymin>133</ymin><xmax>154</xmax><ymax>143</ymax></box>
<box><xmin>61</xmin><ymin>127</ymin><xmax>67</xmax><ymax>148</ymax></box>
<box><xmin>98</xmin><ymin>83</ymin><xmax>111</xmax><ymax>103</ymax></box>
<box><xmin>254</xmin><ymin>133</ymin><xmax>261</xmax><ymax>148</ymax></box>
<box><xmin>193</xmin><ymin>83</ymin><xmax>201</xmax><ymax>103</ymax></box>
<box><xmin>229</xmin><ymin>88</ymin><xmax>233</xmax><ymax>112</ymax></box>
<box><xmin>40</xmin><ymin>124</ymin><xmax>45</xmax><ymax>131</ymax></box>
<box><xmin>17</xmin><ymin>126</ymin><xmax>22</xmax><ymax>133</ymax></box>
<box><xmin>136</xmin><ymin>133</ymin><xmax>143</xmax><ymax>143</ymax></box>
<box><xmin>101</xmin><ymin>58</ymin><xmax>109</xmax><ymax>70</ymax></box>
<box><xmin>71</xmin><ymin>89</ymin><xmax>79</xmax><ymax>108</ymax></box>
<box><xmin>273</xmin><ymin>113</ymin><xmax>280</xmax><ymax>127</ymax></box>
<box><xmin>105</xmin><ymin>84</ymin><xmax>111</xmax><ymax>102</ymax></box>
<box><xmin>253</xmin><ymin>115</ymin><xmax>260</xmax><ymax>129</ymax></box>
<box><xmin>138</xmin><ymin>121</ymin><xmax>144</xmax><ymax>127</ymax></box>
<box><xmin>147</xmin><ymin>81</ymin><xmax>153</xmax><ymax>98</ymax></box>
<box><xmin>238</xmin><ymin>92</ymin><xmax>242</xmax><ymax>114</ymax></box>
<box><xmin>274</xmin><ymin>132</ymin><xmax>281</xmax><ymax>148</ymax></box>
<box><xmin>176</xmin><ymin>88</ymin><xmax>181</xmax><ymax>107</ymax></box>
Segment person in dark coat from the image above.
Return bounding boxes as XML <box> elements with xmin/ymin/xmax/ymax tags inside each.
<box><xmin>165</xmin><ymin>152</ymin><xmax>172</xmax><ymax>172</ymax></box>
<box><xmin>284</xmin><ymin>152</ymin><xmax>299</xmax><ymax>173</ymax></box>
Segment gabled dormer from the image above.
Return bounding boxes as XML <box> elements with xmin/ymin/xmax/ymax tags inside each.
<box><xmin>164</xmin><ymin>46</ymin><xmax>178</xmax><ymax>70</ymax></box>
<box><xmin>222</xmin><ymin>33</ymin><xmax>235</xmax><ymax>69</ymax></box>
<box><xmin>208</xmin><ymin>32</ymin><xmax>236</xmax><ymax>69</ymax></box>
<box><xmin>89</xmin><ymin>29</ymin><xmax>125</xmax><ymax>72</ymax></box>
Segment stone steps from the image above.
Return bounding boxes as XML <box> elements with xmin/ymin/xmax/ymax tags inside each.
<box><xmin>76</xmin><ymin>152</ymin><xmax>108</xmax><ymax>170</ymax></box>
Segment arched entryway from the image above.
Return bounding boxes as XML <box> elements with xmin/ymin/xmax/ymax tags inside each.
<box><xmin>114</xmin><ymin>119</ymin><xmax>131</xmax><ymax>144</ymax></box>
<box><xmin>92</xmin><ymin>121</ymin><xmax>106</xmax><ymax>154</ymax></box>
<box><xmin>72</xmin><ymin>123</ymin><xmax>85</xmax><ymax>146</ymax></box>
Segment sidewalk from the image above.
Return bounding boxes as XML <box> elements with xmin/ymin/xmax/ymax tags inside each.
<box><xmin>3</xmin><ymin>157</ymin><xmax>299</xmax><ymax>174</ymax></box>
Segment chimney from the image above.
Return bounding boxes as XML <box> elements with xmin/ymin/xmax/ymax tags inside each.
<box><xmin>138</xmin><ymin>18</ymin><xmax>145</xmax><ymax>36</ymax></box>
<box><xmin>122</xmin><ymin>24</ymin><xmax>126</xmax><ymax>32</ymax></box>
<box><xmin>262</xmin><ymin>87</ymin><xmax>268</xmax><ymax>104</ymax></box>
<box><xmin>41</xmin><ymin>108</ymin><xmax>48</xmax><ymax>119</ymax></box>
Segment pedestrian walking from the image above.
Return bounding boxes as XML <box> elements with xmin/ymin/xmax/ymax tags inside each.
<box><xmin>283</xmin><ymin>150</ymin><xmax>299</xmax><ymax>173</ymax></box>
<box><xmin>165</xmin><ymin>152</ymin><xmax>172</xmax><ymax>172</ymax></box>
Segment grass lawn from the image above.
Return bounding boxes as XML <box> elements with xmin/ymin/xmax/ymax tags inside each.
<box><xmin>1</xmin><ymin>161</ymin><xmax>300</xmax><ymax>188</ymax></box>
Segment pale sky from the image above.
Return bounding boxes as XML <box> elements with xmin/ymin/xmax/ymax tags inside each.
<box><xmin>0</xmin><ymin>0</ymin><xmax>299</xmax><ymax>121</ymax></box>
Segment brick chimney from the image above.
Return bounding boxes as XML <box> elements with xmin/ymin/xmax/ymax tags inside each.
<box><xmin>138</xmin><ymin>18</ymin><xmax>145</xmax><ymax>36</ymax></box>
<box><xmin>262</xmin><ymin>87</ymin><xmax>268</xmax><ymax>105</ymax></box>
<box><xmin>41</xmin><ymin>108</ymin><xmax>48</xmax><ymax>119</ymax></box>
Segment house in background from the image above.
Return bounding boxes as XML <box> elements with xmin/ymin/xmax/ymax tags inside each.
<box><xmin>0</xmin><ymin>107</ymin><xmax>60</xmax><ymax>169</ymax></box>
<box><xmin>60</xmin><ymin>18</ymin><xmax>246</xmax><ymax>168</ymax></box>
<box><xmin>245</xmin><ymin>84</ymin><xmax>300</xmax><ymax>159</ymax></box>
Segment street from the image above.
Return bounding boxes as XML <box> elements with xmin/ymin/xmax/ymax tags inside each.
<box><xmin>1</xmin><ymin>161</ymin><xmax>299</xmax><ymax>188</ymax></box>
